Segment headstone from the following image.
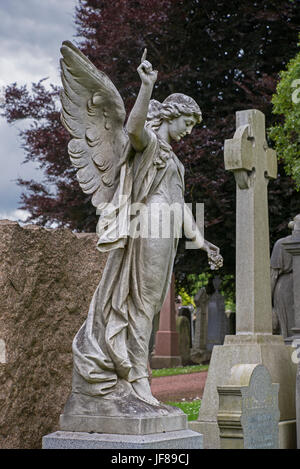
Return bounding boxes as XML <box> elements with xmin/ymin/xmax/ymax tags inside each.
<box><xmin>189</xmin><ymin>110</ymin><xmax>297</xmax><ymax>449</ymax></box>
<box><xmin>190</xmin><ymin>287</ymin><xmax>211</xmax><ymax>363</ymax></box>
<box><xmin>206</xmin><ymin>276</ymin><xmax>227</xmax><ymax>351</ymax></box>
<box><xmin>282</xmin><ymin>214</ymin><xmax>300</xmax><ymax>449</ymax></box>
<box><xmin>176</xmin><ymin>316</ymin><xmax>191</xmax><ymax>365</ymax></box>
<box><xmin>217</xmin><ymin>364</ymin><xmax>280</xmax><ymax>449</ymax></box>
<box><xmin>151</xmin><ymin>274</ymin><xmax>182</xmax><ymax>369</ymax></box>
<box><xmin>270</xmin><ymin>228</ymin><xmax>294</xmax><ymax>342</ymax></box>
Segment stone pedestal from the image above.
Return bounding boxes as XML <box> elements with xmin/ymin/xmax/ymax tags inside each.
<box><xmin>42</xmin><ymin>429</ymin><xmax>203</xmax><ymax>449</ymax></box>
<box><xmin>60</xmin><ymin>400</ymin><xmax>187</xmax><ymax>435</ymax></box>
<box><xmin>189</xmin><ymin>334</ymin><xmax>297</xmax><ymax>448</ymax></box>
<box><xmin>44</xmin><ymin>381</ymin><xmax>204</xmax><ymax>449</ymax></box>
<box><xmin>151</xmin><ymin>275</ymin><xmax>181</xmax><ymax>368</ymax></box>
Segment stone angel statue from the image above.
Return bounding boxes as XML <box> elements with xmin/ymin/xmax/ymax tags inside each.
<box><xmin>59</xmin><ymin>41</ymin><xmax>222</xmax><ymax>429</ymax></box>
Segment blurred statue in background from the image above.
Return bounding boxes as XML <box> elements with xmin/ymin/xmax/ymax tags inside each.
<box><xmin>270</xmin><ymin>221</ymin><xmax>294</xmax><ymax>341</ymax></box>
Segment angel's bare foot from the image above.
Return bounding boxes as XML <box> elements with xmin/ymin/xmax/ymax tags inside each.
<box><xmin>132</xmin><ymin>378</ymin><xmax>160</xmax><ymax>406</ymax></box>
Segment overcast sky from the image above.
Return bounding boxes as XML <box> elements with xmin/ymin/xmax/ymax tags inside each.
<box><xmin>0</xmin><ymin>0</ymin><xmax>78</xmax><ymax>221</ymax></box>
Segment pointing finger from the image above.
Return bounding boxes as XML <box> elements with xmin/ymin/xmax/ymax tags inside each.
<box><xmin>141</xmin><ymin>48</ymin><xmax>147</xmax><ymax>63</ymax></box>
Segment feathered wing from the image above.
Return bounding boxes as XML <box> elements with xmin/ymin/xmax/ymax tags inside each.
<box><xmin>60</xmin><ymin>40</ymin><xmax>129</xmax><ymax>207</ymax></box>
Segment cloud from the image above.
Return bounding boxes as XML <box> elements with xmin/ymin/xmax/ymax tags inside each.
<box><xmin>0</xmin><ymin>0</ymin><xmax>77</xmax><ymax>215</ymax></box>
<box><xmin>0</xmin><ymin>0</ymin><xmax>77</xmax><ymax>86</ymax></box>
<box><xmin>0</xmin><ymin>209</ymin><xmax>30</xmax><ymax>223</ymax></box>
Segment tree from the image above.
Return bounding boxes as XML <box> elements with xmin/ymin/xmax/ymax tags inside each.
<box><xmin>2</xmin><ymin>0</ymin><xmax>300</xmax><ymax>291</ymax></box>
<box><xmin>269</xmin><ymin>45</ymin><xmax>300</xmax><ymax>188</ymax></box>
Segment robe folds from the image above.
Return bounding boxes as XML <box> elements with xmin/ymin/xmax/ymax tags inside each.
<box><xmin>72</xmin><ymin>129</ymin><xmax>185</xmax><ymax>396</ymax></box>
<box><xmin>270</xmin><ymin>235</ymin><xmax>294</xmax><ymax>339</ymax></box>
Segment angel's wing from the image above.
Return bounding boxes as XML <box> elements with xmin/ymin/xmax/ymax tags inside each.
<box><xmin>60</xmin><ymin>40</ymin><xmax>128</xmax><ymax>207</ymax></box>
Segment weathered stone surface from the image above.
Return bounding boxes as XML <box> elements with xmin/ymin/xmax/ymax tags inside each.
<box><xmin>224</xmin><ymin>109</ymin><xmax>277</xmax><ymax>334</ymax></box>
<box><xmin>189</xmin><ymin>334</ymin><xmax>297</xmax><ymax>448</ymax></box>
<box><xmin>0</xmin><ymin>220</ymin><xmax>107</xmax><ymax>449</ymax></box>
<box><xmin>217</xmin><ymin>364</ymin><xmax>280</xmax><ymax>449</ymax></box>
<box><xmin>191</xmin><ymin>110</ymin><xmax>297</xmax><ymax>449</ymax></box>
<box><xmin>42</xmin><ymin>429</ymin><xmax>203</xmax><ymax>449</ymax></box>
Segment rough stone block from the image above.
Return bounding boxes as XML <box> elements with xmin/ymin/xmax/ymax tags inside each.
<box><xmin>0</xmin><ymin>220</ymin><xmax>107</xmax><ymax>448</ymax></box>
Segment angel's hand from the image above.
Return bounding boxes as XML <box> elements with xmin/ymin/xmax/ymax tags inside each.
<box><xmin>203</xmin><ymin>240</ymin><xmax>223</xmax><ymax>271</ymax></box>
<box><xmin>137</xmin><ymin>49</ymin><xmax>158</xmax><ymax>87</ymax></box>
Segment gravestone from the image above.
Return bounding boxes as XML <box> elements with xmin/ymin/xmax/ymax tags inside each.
<box><xmin>190</xmin><ymin>287</ymin><xmax>211</xmax><ymax>363</ymax></box>
<box><xmin>189</xmin><ymin>110</ymin><xmax>297</xmax><ymax>449</ymax></box>
<box><xmin>206</xmin><ymin>276</ymin><xmax>227</xmax><ymax>351</ymax></box>
<box><xmin>217</xmin><ymin>364</ymin><xmax>280</xmax><ymax>449</ymax></box>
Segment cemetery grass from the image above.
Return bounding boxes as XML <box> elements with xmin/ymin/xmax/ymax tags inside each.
<box><xmin>151</xmin><ymin>364</ymin><xmax>208</xmax><ymax>377</ymax></box>
<box><xmin>166</xmin><ymin>399</ymin><xmax>201</xmax><ymax>421</ymax></box>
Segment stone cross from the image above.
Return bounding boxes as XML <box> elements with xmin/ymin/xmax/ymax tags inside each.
<box><xmin>224</xmin><ymin>110</ymin><xmax>277</xmax><ymax>334</ymax></box>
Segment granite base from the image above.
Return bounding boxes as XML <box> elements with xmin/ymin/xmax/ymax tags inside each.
<box><xmin>42</xmin><ymin>430</ymin><xmax>203</xmax><ymax>449</ymax></box>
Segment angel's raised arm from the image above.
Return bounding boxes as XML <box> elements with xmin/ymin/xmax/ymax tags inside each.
<box><xmin>126</xmin><ymin>49</ymin><xmax>158</xmax><ymax>152</ymax></box>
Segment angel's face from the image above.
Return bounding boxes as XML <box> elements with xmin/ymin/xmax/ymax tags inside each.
<box><xmin>168</xmin><ymin>115</ymin><xmax>197</xmax><ymax>142</ymax></box>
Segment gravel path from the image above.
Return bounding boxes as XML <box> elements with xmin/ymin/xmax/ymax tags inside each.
<box><xmin>151</xmin><ymin>371</ymin><xmax>208</xmax><ymax>402</ymax></box>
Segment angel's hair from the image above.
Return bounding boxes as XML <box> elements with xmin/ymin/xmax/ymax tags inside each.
<box><xmin>146</xmin><ymin>93</ymin><xmax>202</xmax><ymax>131</ymax></box>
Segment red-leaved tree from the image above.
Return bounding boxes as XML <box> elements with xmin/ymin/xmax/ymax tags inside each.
<box><xmin>2</xmin><ymin>0</ymin><xmax>300</xmax><ymax>286</ymax></box>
